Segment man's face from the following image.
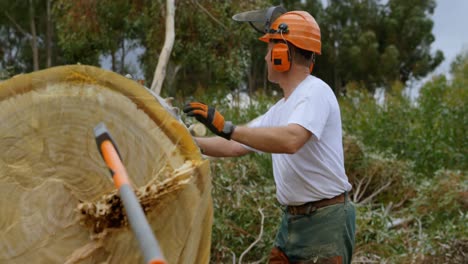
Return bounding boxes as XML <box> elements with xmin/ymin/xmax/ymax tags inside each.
<box><xmin>265</xmin><ymin>42</ymin><xmax>280</xmax><ymax>84</ymax></box>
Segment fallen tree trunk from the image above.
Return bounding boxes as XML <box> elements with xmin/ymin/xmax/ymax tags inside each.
<box><xmin>0</xmin><ymin>65</ymin><xmax>212</xmax><ymax>264</ymax></box>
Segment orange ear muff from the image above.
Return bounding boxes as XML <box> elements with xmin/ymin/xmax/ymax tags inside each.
<box><xmin>271</xmin><ymin>42</ymin><xmax>290</xmax><ymax>72</ymax></box>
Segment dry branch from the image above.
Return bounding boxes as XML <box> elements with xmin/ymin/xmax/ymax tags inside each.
<box><xmin>150</xmin><ymin>0</ymin><xmax>175</xmax><ymax>95</ymax></box>
<box><xmin>238</xmin><ymin>208</ymin><xmax>265</xmax><ymax>264</ymax></box>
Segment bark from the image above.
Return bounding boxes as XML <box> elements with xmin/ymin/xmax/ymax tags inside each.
<box><xmin>150</xmin><ymin>0</ymin><xmax>175</xmax><ymax>95</ymax></box>
<box><xmin>46</xmin><ymin>0</ymin><xmax>52</xmax><ymax>67</ymax></box>
<box><xmin>120</xmin><ymin>39</ymin><xmax>125</xmax><ymax>73</ymax></box>
<box><xmin>166</xmin><ymin>63</ymin><xmax>181</xmax><ymax>96</ymax></box>
<box><xmin>111</xmin><ymin>52</ymin><xmax>116</xmax><ymax>72</ymax></box>
<box><xmin>29</xmin><ymin>0</ymin><xmax>39</xmax><ymax>71</ymax></box>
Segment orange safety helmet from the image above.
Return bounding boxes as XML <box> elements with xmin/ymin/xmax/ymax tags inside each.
<box><xmin>259</xmin><ymin>11</ymin><xmax>321</xmax><ymax>55</ymax></box>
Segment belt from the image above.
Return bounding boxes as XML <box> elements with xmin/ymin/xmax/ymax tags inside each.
<box><xmin>286</xmin><ymin>193</ymin><xmax>345</xmax><ymax>215</ymax></box>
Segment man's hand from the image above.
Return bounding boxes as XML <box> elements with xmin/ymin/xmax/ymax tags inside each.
<box><xmin>183</xmin><ymin>102</ymin><xmax>235</xmax><ymax>140</ymax></box>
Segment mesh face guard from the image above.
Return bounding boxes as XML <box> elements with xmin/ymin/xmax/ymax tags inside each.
<box><xmin>232</xmin><ymin>6</ymin><xmax>287</xmax><ymax>34</ymax></box>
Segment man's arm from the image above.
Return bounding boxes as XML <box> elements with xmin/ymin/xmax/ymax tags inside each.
<box><xmin>183</xmin><ymin>102</ymin><xmax>312</xmax><ymax>154</ymax></box>
<box><xmin>195</xmin><ymin>123</ymin><xmax>311</xmax><ymax>156</ymax></box>
<box><xmin>231</xmin><ymin>124</ymin><xmax>312</xmax><ymax>154</ymax></box>
<box><xmin>195</xmin><ymin>136</ymin><xmax>252</xmax><ymax>157</ymax></box>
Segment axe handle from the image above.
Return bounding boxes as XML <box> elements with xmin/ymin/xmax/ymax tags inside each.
<box><xmin>98</xmin><ymin>139</ymin><xmax>166</xmax><ymax>264</ymax></box>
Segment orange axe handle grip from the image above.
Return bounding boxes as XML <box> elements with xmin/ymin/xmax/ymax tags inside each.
<box><xmin>94</xmin><ymin>123</ymin><xmax>166</xmax><ymax>264</ymax></box>
<box><xmin>100</xmin><ymin>140</ymin><xmax>130</xmax><ymax>189</ymax></box>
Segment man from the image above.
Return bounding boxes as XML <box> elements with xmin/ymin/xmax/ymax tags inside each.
<box><xmin>183</xmin><ymin>10</ymin><xmax>355</xmax><ymax>264</ymax></box>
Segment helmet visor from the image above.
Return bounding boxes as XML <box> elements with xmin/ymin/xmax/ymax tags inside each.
<box><xmin>232</xmin><ymin>6</ymin><xmax>286</xmax><ymax>33</ymax></box>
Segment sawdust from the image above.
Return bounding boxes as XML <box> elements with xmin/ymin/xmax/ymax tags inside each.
<box><xmin>77</xmin><ymin>162</ymin><xmax>194</xmax><ymax>233</ymax></box>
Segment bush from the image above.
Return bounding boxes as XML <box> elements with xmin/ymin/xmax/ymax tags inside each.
<box><xmin>210</xmin><ymin>154</ymin><xmax>279</xmax><ymax>263</ymax></box>
<box><xmin>344</xmin><ymin>134</ymin><xmax>415</xmax><ymax>205</ymax></box>
<box><xmin>340</xmin><ymin>69</ymin><xmax>467</xmax><ymax>176</ymax></box>
<box><xmin>415</xmin><ymin>75</ymin><xmax>467</xmax><ymax>174</ymax></box>
<box><xmin>206</xmin><ymin>95</ymin><xmax>279</xmax><ymax>263</ymax></box>
<box><xmin>353</xmin><ymin>169</ymin><xmax>467</xmax><ymax>263</ymax></box>
<box><xmin>0</xmin><ymin>66</ymin><xmax>14</xmax><ymax>80</ymax></box>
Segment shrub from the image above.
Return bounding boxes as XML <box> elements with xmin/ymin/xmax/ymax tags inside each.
<box><xmin>340</xmin><ymin>70</ymin><xmax>467</xmax><ymax>176</ymax></box>
<box><xmin>344</xmin><ymin>134</ymin><xmax>415</xmax><ymax>205</ymax></box>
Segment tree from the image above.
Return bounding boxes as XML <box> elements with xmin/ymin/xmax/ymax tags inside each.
<box><xmin>53</xmin><ymin>0</ymin><xmax>108</xmax><ymax>66</ymax></box>
<box><xmin>51</xmin><ymin>0</ymin><xmax>268</xmax><ymax>96</ymax></box>
<box><xmin>150</xmin><ymin>0</ymin><xmax>175</xmax><ymax>95</ymax></box>
<box><xmin>382</xmin><ymin>0</ymin><xmax>443</xmax><ymax>83</ymax></box>
<box><xmin>291</xmin><ymin>0</ymin><xmax>444</xmax><ymax>94</ymax></box>
<box><xmin>96</xmin><ymin>0</ymin><xmax>145</xmax><ymax>73</ymax></box>
<box><xmin>0</xmin><ymin>0</ymin><xmax>55</xmax><ymax>73</ymax></box>
<box><xmin>53</xmin><ymin>0</ymin><xmax>147</xmax><ymax>73</ymax></box>
<box><xmin>140</xmin><ymin>0</ymin><xmax>269</xmax><ymax>98</ymax></box>
<box><xmin>1</xmin><ymin>0</ymin><xmax>445</xmax><ymax>97</ymax></box>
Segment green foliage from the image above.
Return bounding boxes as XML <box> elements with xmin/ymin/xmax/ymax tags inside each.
<box><xmin>340</xmin><ymin>53</ymin><xmax>467</xmax><ymax>175</ymax></box>
<box><xmin>353</xmin><ymin>169</ymin><xmax>467</xmax><ymax>263</ymax></box>
<box><xmin>411</xmin><ymin>170</ymin><xmax>466</xmax><ymax>226</ymax></box>
<box><xmin>53</xmin><ymin>1</ymin><xmax>102</xmax><ymax>65</ymax></box>
<box><xmin>354</xmin><ymin>204</ymin><xmax>408</xmax><ymax>260</ymax></box>
<box><xmin>343</xmin><ymin>135</ymin><xmax>414</xmax><ymax>205</ymax></box>
<box><xmin>53</xmin><ymin>0</ymin><xmax>145</xmax><ymax>68</ymax></box>
<box><xmin>0</xmin><ymin>24</ymin><xmax>25</xmax><ymax>73</ymax></box>
<box><xmin>0</xmin><ymin>0</ymin><xmax>59</xmax><ymax>72</ymax></box>
<box><xmin>451</xmin><ymin>51</ymin><xmax>468</xmax><ymax>83</ymax></box>
<box><xmin>0</xmin><ymin>65</ymin><xmax>14</xmax><ymax>80</ymax></box>
<box><xmin>414</xmin><ymin>74</ymin><xmax>467</xmax><ymax>174</ymax></box>
<box><xmin>208</xmin><ymin>91</ymin><xmax>467</xmax><ymax>262</ymax></box>
<box><xmin>298</xmin><ymin>0</ymin><xmax>444</xmax><ymax>93</ymax></box>
<box><xmin>383</xmin><ymin>0</ymin><xmax>444</xmax><ymax>81</ymax></box>
<box><xmin>210</xmin><ymin>155</ymin><xmax>279</xmax><ymax>263</ymax></box>
<box><xmin>1</xmin><ymin>0</ymin><xmax>444</xmax><ymax>97</ymax></box>
<box><xmin>206</xmin><ymin>99</ymin><xmax>279</xmax><ymax>263</ymax></box>
<box><xmin>337</xmin><ymin>53</ymin><xmax>467</xmax><ymax>261</ymax></box>
<box><xmin>140</xmin><ymin>0</ymin><xmax>271</xmax><ymax>97</ymax></box>
<box><xmin>341</xmin><ymin>82</ymin><xmax>413</xmax><ymax>157</ymax></box>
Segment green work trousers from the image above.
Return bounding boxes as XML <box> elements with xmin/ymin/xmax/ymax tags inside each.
<box><xmin>272</xmin><ymin>193</ymin><xmax>356</xmax><ymax>264</ymax></box>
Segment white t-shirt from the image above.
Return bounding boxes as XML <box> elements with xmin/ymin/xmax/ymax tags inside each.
<box><xmin>246</xmin><ymin>75</ymin><xmax>352</xmax><ymax>205</ymax></box>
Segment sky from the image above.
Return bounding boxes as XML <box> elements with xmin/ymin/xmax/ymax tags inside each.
<box><xmin>402</xmin><ymin>0</ymin><xmax>468</xmax><ymax>99</ymax></box>
<box><xmin>430</xmin><ymin>0</ymin><xmax>468</xmax><ymax>75</ymax></box>
<box><xmin>316</xmin><ymin>0</ymin><xmax>468</xmax><ymax>77</ymax></box>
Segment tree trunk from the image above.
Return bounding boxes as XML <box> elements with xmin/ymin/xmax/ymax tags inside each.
<box><xmin>6</xmin><ymin>27</ymin><xmax>13</xmax><ymax>63</ymax></box>
<box><xmin>46</xmin><ymin>0</ymin><xmax>53</xmax><ymax>68</ymax></box>
<box><xmin>166</xmin><ymin>63</ymin><xmax>182</xmax><ymax>97</ymax></box>
<box><xmin>111</xmin><ymin>51</ymin><xmax>116</xmax><ymax>72</ymax></box>
<box><xmin>29</xmin><ymin>0</ymin><xmax>39</xmax><ymax>71</ymax></box>
<box><xmin>0</xmin><ymin>65</ymin><xmax>213</xmax><ymax>264</ymax></box>
<box><xmin>150</xmin><ymin>0</ymin><xmax>175</xmax><ymax>95</ymax></box>
<box><xmin>120</xmin><ymin>39</ymin><xmax>125</xmax><ymax>73</ymax></box>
